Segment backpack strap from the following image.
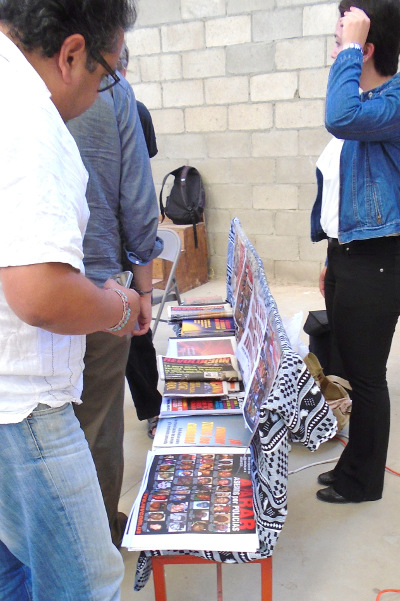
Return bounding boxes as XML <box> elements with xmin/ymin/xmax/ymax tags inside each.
<box><xmin>159</xmin><ymin>168</ymin><xmax>179</xmax><ymax>222</ymax></box>
<box><xmin>180</xmin><ymin>166</ymin><xmax>199</xmax><ymax>249</ymax></box>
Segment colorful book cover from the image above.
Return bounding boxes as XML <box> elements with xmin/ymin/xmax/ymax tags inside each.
<box><xmin>166</xmin><ymin>336</ymin><xmax>237</xmax><ymax>358</ymax></box>
<box><xmin>163</xmin><ymin>380</ymin><xmax>240</xmax><ymax>398</ymax></box>
<box><xmin>160</xmin><ymin>396</ymin><xmax>242</xmax><ymax>417</ymax></box>
<box><xmin>123</xmin><ymin>450</ymin><xmax>259</xmax><ymax>552</ymax></box>
<box><xmin>180</xmin><ymin>317</ymin><xmax>235</xmax><ymax>337</ymax></box>
<box><xmin>168</xmin><ymin>304</ymin><xmax>233</xmax><ymax>321</ymax></box>
<box><xmin>152</xmin><ymin>414</ymin><xmax>252</xmax><ymax>450</ymax></box>
<box><xmin>158</xmin><ymin>355</ymin><xmax>241</xmax><ymax>382</ymax></box>
<box><xmin>180</xmin><ymin>295</ymin><xmax>225</xmax><ymax>306</ymax></box>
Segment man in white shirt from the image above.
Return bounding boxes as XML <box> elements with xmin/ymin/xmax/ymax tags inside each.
<box><xmin>0</xmin><ymin>1</ymin><xmax>137</xmax><ymax>600</ymax></box>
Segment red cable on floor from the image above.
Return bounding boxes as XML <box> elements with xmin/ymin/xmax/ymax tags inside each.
<box><xmin>334</xmin><ymin>435</ymin><xmax>400</xmax><ymax>477</ymax></box>
<box><xmin>376</xmin><ymin>589</ymin><xmax>400</xmax><ymax>600</ymax></box>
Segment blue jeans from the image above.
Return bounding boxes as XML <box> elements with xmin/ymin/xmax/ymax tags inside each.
<box><xmin>0</xmin><ymin>403</ymin><xmax>124</xmax><ymax>601</ymax></box>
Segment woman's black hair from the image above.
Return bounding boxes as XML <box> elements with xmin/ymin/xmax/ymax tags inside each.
<box><xmin>338</xmin><ymin>0</ymin><xmax>400</xmax><ymax>76</ymax></box>
<box><xmin>0</xmin><ymin>0</ymin><xmax>136</xmax><ymax>62</ymax></box>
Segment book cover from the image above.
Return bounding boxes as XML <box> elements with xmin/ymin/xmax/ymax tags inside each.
<box><xmin>168</xmin><ymin>304</ymin><xmax>233</xmax><ymax>321</ymax></box>
<box><xmin>163</xmin><ymin>380</ymin><xmax>241</xmax><ymax>398</ymax></box>
<box><xmin>160</xmin><ymin>396</ymin><xmax>243</xmax><ymax>417</ymax></box>
<box><xmin>180</xmin><ymin>317</ymin><xmax>235</xmax><ymax>338</ymax></box>
<box><xmin>180</xmin><ymin>295</ymin><xmax>225</xmax><ymax>306</ymax></box>
<box><xmin>158</xmin><ymin>355</ymin><xmax>241</xmax><ymax>382</ymax></box>
<box><xmin>152</xmin><ymin>414</ymin><xmax>252</xmax><ymax>450</ymax></box>
<box><xmin>122</xmin><ymin>450</ymin><xmax>259</xmax><ymax>552</ymax></box>
<box><xmin>166</xmin><ymin>336</ymin><xmax>237</xmax><ymax>358</ymax></box>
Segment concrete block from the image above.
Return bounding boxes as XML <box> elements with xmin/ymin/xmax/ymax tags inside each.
<box><xmin>125</xmin><ymin>57</ymin><xmax>140</xmax><ymax>84</ymax></box>
<box><xmin>183</xmin><ymin>48</ymin><xmax>225</xmax><ymax>79</ymax></box>
<box><xmin>151</xmin><ymin>109</ymin><xmax>184</xmax><ymax>134</ymax></box>
<box><xmin>161</xmin><ymin>22</ymin><xmax>204</xmax><ymax>53</ymax></box>
<box><xmin>229</xmin><ymin>103</ymin><xmax>273</xmax><ymax>131</ymax></box>
<box><xmin>204</xmin><ymin>208</ymin><xmax>232</xmax><ymax>233</ymax></box>
<box><xmin>275</xmin><ymin>100</ymin><xmax>325</xmax><ymax>129</ymax></box>
<box><xmin>162</xmin><ymin>133</ymin><xmax>208</xmax><ymax>159</ymax></box>
<box><xmin>206</xmin><ymin>16</ymin><xmax>251</xmax><ymax>47</ymax></box>
<box><xmin>227</xmin><ymin>43</ymin><xmax>274</xmax><ymax>75</ymax></box>
<box><xmin>253</xmin><ymin>184</ymin><xmax>298</xmax><ymax>210</ymax></box>
<box><xmin>209</xmin><ymin>231</ymin><xmax>231</xmax><ymax>260</ymax></box>
<box><xmin>274</xmin><ymin>260</ymin><xmax>320</xmax><ymax>285</ymax></box>
<box><xmin>192</xmin><ymin>159</ymin><xmax>232</xmax><ymax>184</ymax></box>
<box><xmin>276</xmin><ymin>156</ymin><xmax>316</xmax><ymax>184</ymax></box>
<box><xmin>163</xmin><ymin>80</ymin><xmax>204</xmax><ymax>107</ymax></box>
<box><xmin>185</xmin><ymin>106</ymin><xmax>227</xmax><ymax>132</ymax></box>
<box><xmin>207</xmin><ymin>184</ymin><xmax>253</xmax><ymax>210</ymax></box>
<box><xmin>227</xmin><ymin>0</ymin><xmax>273</xmax><ymax>12</ymax></box>
<box><xmin>252</xmin><ymin>130</ymin><xmax>298</xmax><ymax>158</ymax></box>
<box><xmin>209</xmin><ymin>252</ymin><xmax>229</xmax><ymax>279</ymax></box>
<box><xmin>205</xmin><ymin>77</ymin><xmax>248</xmax><ymax>105</ymax></box>
<box><xmin>276</xmin><ymin>0</ymin><xmax>322</xmax><ymax>6</ymax></box>
<box><xmin>251</xmin><ymin>72</ymin><xmax>298</xmax><ymax>102</ymax></box>
<box><xmin>253</xmin><ymin>8</ymin><xmax>303</xmax><ymax>43</ymax></box>
<box><xmin>256</xmin><ymin>235</ymin><xmax>299</xmax><ymax>262</ymax></box>
<box><xmin>299</xmin><ymin>67</ymin><xmax>330</xmax><ymax>99</ymax></box>
<box><xmin>303</xmin><ymin>3</ymin><xmax>338</xmax><ymax>36</ymax></box>
<box><xmin>126</xmin><ymin>27</ymin><xmax>160</xmax><ymax>56</ymax></box>
<box><xmin>275</xmin><ymin>210</ymin><xmax>311</xmax><ymax>237</ymax></box>
<box><xmin>134</xmin><ymin>82</ymin><xmax>162</xmax><ymax>109</ymax></box>
<box><xmin>206</xmin><ymin>132</ymin><xmax>251</xmax><ymax>158</ymax></box>
<box><xmin>299</xmin><ymin>237</ymin><xmax>327</xmax><ymax>262</ymax></box>
<box><xmin>298</xmin><ymin>183</ymin><xmax>317</xmax><ymax>210</ymax></box>
<box><xmin>182</xmin><ymin>0</ymin><xmax>225</xmax><ymax>19</ymax></box>
<box><xmin>233</xmin><ymin>210</ymin><xmax>274</xmax><ymax>236</ymax></box>
<box><xmin>141</xmin><ymin>55</ymin><xmax>182</xmax><ymax>82</ymax></box>
<box><xmin>299</xmin><ymin>128</ymin><xmax>332</xmax><ymax>158</ymax></box>
<box><xmin>230</xmin><ymin>158</ymin><xmax>276</xmax><ymax>184</ymax></box>
<box><xmin>135</xmin><ymin>0</ymin><xmax>181</xmax><ymax>27</ymax></box>
<box><xmin>275</xmin><ymin>38</ymin><xmax>325</xmax><ymax>70</ymax></box>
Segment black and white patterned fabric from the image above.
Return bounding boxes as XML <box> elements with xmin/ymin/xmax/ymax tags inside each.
<box><xmin>133</xmin><ymin>219</ymin><xmax>336</xmax><ymax>591</ymax></box>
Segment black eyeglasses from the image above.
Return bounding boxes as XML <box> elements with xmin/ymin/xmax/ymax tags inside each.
<box><xmin>91</xmin><ymin>51</ymin><xmax>120</xmax><ymax>93</ymax></box>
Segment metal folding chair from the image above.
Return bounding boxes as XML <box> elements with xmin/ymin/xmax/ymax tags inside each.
<box><xmin>152</xmin><ymin>228</ymin><xmax>182</xmax><ymax>338</ymax></box>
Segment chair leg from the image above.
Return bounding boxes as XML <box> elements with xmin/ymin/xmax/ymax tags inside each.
<box><xmin>216</xmin><ymin>563</ymin><xmax>223</xmax><ymax>601</ymax></box>
<box><xmin>259</xmin><ymin>558</ymin><xmax>273</xmax><ymax>601</ymax></box>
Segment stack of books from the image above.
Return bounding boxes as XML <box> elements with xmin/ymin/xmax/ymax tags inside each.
<box><xmin>122</xmin><ymin>299</ymin><xmax>259</xmax><ymax>553</ymax></box>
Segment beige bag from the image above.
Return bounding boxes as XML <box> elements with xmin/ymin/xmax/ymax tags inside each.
<box><xmin>303</xmin><ymin>352</ymin><xmax>352</xmax><ymax>432</ymax></box>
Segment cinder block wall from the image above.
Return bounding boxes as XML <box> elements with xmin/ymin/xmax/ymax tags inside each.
<box><xmin>125</xmin><ymin>0</ymin><xmax>338</xmax><ymax>284</ymax></box>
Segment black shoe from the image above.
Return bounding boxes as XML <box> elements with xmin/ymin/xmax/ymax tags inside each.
<box><xmin>316</xmin><ymin>486</ymin><xmax>351</xmax><ymax>504</ymax></box>
<box><xmin>317</xmin><ymin>470</ymin><xmax>336</xmax><ymax>486</ymax></box>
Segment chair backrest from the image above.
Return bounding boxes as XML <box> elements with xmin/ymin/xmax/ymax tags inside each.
<box><xmin>157</xmin><ymin>228</ymin><xmax>181</xmax><ymax>263</ymax></box>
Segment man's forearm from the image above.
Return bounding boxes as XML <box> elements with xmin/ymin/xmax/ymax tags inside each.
<box><xmin>0</xmin><ymin>262</ymin><xmax>140</xmax><ymax>335</ymax></box>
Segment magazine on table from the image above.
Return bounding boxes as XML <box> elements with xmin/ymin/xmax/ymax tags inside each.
<box><xmin>168</xmin><ymin>304</ymin><xmax>233</xmax><ymax>322</ymax></box>
<box><xmin>166</xmin><ymin>336</ymin><xmax>237</xmax><ymax>358</ymax></box>
<box><xmin>160</xmin><ymin>396</ymin><xmax>243</xmax><ymax>417</ymax></box>
<box><xmin>152</xmin><ymin>414</ymin><xmax>252</xmax><ymax>450</ymax></box>
<box><xmin>163</xmin><ymin>380</ymin><xmax>241</xmax><ymax>398</ymax></box>
<box><xmin>158</xmin><ymin>355</ymin><xmax>241</xmax><ymax>382</ymax></box>
<box><xmin>122</xmin><ymin>449</ymin><xmax>259</xmax><ymax>553</ymax></box>
<box><xmin>180</xmin><ymin>317</ymin><xmax>235</xmax><ymax>338</ymax></box>
<box><xmin>180</xmin><ymin>295</ymin><xmax>225</xmax><ymax>306</ymax></box>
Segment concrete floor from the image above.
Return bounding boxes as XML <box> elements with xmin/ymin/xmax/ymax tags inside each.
<box><xmin>119</xmin><ymin>280</ymin><xmax>400</xmax><ymax>601</ymax></box>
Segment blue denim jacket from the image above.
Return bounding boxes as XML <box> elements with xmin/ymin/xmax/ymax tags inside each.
<box><xmin>68</xmin><ymin>77</ymin><xmax>162</xmax><ymax>286</ymax></box>
<box><xmin>311</xmin><ymin>48</ymin><xmax>400</xmax><ymax>243</ymax></box>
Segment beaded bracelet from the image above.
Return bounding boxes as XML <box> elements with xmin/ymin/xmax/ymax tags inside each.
<box><xmin>106</xmin><ymin>289</ymin><xmax>131</xmax><ymax>332</ymax></box>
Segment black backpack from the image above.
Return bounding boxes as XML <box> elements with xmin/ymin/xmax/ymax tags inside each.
<box><xmin>159</xmin><ymin>166</ymin><xmax>205</xmax><ymax>248</ymax></box>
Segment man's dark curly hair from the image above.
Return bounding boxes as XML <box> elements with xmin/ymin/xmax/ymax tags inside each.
<box><xmin>338</xmin><ymin>0</ymin><xmax>400</xmax><ymax>76</ymax></box>
<box><xmin>0</xmin><ymin>0</ymin><xmax>136</xmax><ymax>63</ymax></box>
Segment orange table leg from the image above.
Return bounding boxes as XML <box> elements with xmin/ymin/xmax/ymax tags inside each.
<box><xmin>151</xmin><ymin>555</ymin><xmax>272</xmax><ymax>601</ymax></box>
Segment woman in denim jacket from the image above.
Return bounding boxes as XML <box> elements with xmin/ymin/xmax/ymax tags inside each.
<box><xmin>311</xmin><ymin>0</ymin><xmax>400</xmax><ymax>504</ymax></box>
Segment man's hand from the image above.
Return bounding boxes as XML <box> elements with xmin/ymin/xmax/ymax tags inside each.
<box><xmin>341</xmin><ymin>6</ymin><xmax>370</xmax><ymax>48</ymax></box>
<box><xmin>132</xmin><ymin>294</ymin><xmax>152</xmax><ymax>336</ymax></box>
<box><xmin>319</xmin><ymin>266</ymin><xmax>327</xmax><ymax>298</ymax></box>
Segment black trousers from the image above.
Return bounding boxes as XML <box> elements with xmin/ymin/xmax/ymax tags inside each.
<box><xmin>125</xmin><ymin>329</ymin><xmax>161</xmax><ymax>421</ymax></box>
<box><xmin>325</xmin><ymin>236</ymin><xmax>400</xmax><ymax>501</ymax></box>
